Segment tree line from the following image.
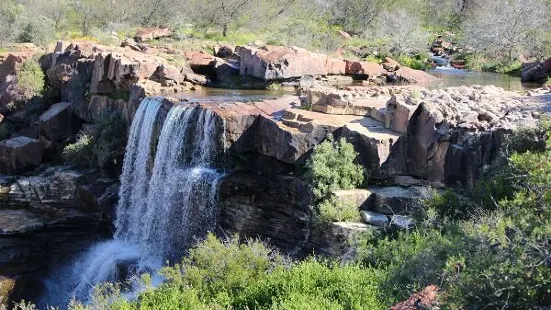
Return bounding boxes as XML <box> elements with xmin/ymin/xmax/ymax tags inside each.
<box><xmin>1</xmin><ymin>0</ymin><xmax>550</xmax><ymax>61</ymax></box>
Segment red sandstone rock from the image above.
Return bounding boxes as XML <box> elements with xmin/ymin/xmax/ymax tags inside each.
<box><xmin>134</xmin><ymin>27</ymin><xmax>173</xmax><ymax>43</ymax></box>
<box><xmin>345</xmin><ymin>60</ymin><xmax>384</xmax><ymax>77</ymax></box>
<box><xmin>391</xmin><ymin>66</ymin><xmax>440</xmax><ymax>84</ymax></box>
<box><xmin>239</xmin><ymin>45</ymin><xmax>334</xmax><ymax>80</ymax></box>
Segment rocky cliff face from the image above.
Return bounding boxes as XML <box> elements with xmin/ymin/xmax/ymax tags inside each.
<box><xmin>189</xmin><ymin>84</ymin><xmax>549</xmax><ymax>256</ymax></box>
<box><xmin>0</xmin><ymin>166</ymin><xmax>117</xmax><ymax>303</ymax></box>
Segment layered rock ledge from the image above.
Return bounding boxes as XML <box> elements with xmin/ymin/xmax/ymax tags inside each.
<box><xmin>189</xmin><ymin>84</ymin><xmax>551</xmax><ymax>254</ymax></box>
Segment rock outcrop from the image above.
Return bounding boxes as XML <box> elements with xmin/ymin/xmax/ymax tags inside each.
<box><xmin>237</xmin><ymin>45</ymin><xmax>438</xmax><ymax>85</ymax></box>
<box><xmin>134</xmin><ymin>27</ymin><xmax>173</xmax><ymax>43</ymax></box>
<box><xmin>0</xmin><ymin>137</ymin><xmax>44</xmax><ymax>175</ymax></box>
<box><xmin>0</xmin><ymin>166</ymin><xmax>118</xmax><ymax>277</ymax></box>
<box><xmin>41</xmin><ymin>42</ymin><xmax>195</xmax><ymax>124</ymax></box>
<box><xmin>239</xmin><ymin>45</ymin><xmax>338</xmax><ymax>80</ymax></box>
<box><xmin>218</xmin><ymin>171</ymin><xmax>368</xmax><ymax>257</ymax></box>
<box><xmin>38</xmin><ymin>102</ymin><xmax>79</xmax><ymax>142</ymax></box>
<box><xmin>521</xmin><ymin>58</ymin><xmax>551</xmax><ymax>83</ymax></box>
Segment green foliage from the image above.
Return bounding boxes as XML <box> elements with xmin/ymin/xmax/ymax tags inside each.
<box><xmin>355</xmin><ymin>225</ymin><xmax>466</xmax><ymax>305</ymax></box>
<box><xmin>63</xmin><ymin>115</ymin><xmax>127</xmax><ymax>169</ymax></box>
<box><xmin>305</xmin><ymin>135</ymin><xmax>366</xmax><ymax>199</ymax></box>
<box><xmin>265</xmin><ymin>82</ymin><xmax>282</xmax><ymax>91</ymax></box>
<box><xmin>17</xmin><ymin>57</ymin><xmax>45</xmax><ymax>100</ymax></box>
<box><xmin>83</xmin><ymin>234</ymin><xmax>384</xmax><ymax>310</ymax></box>
<box><xmin>460</xmin><ymin>52</ymin><xmax>523</xmax><ymax>75</ymax></box>
<box><xmin>63</xmin><ymin>133</ymin><xmax>95</xmax><ymax>167</ymax></box>
<box><xmin>316</xmin><ymin>196</ymin><xmax>361</xmax><ymax>225</ymax></box>
<box><xmin>109</xmin><ymin>89</ymin><xmax>130</xmax><ymax>102</ymax></box>
<box><xmin>364</xmin><ymin>55</ymin><xmax>384</xmax><ymax>64</ymax></box>
<box><xmin>481</xmin><ymin>60</ymin><xmax>522</xmax><ymax>75</ymax></box>
<box><xmin>18</xmin><ymin>16</ymin><xmax>55</xmax><ymax>45</ymax></box>
<box><xmin>396</xmin><ymin>53</ymin><xmax>431</xmax><ymax>71</ymax></box>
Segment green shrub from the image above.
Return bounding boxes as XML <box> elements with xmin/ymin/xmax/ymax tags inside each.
<box><xmin>95</xmin><ymin>234</ymin><xmax>384</xmax><ymax>310</ymax></box>
<box><xmin>355</xmin><ymin>226</ymin><xmax>466</xmax><ymax>305</ymax></box>
<box><xmin>17</xmin><ymin>57</ymin><xmax>45</xmax><ymax>100</ymax></box>
<box><xmin>305</xmin><ymin>135</ymin><xmax>366</xmax><ymax>199</ymax></box>
<box><xmin>396</xmin><ymin>53</ymin><xmax>430</xmax><ymax>71</ymax></box>
<box><xmin>316</xmin><ymin>196</ymin><xmax>361</xmax><ymax>225</ymax></box>
<box><xmin>63</xmin><ymin>133</ymin><xmax>95</xmax><ymax>167</ymax></box>
<box><xmin>18</xmin><ymin>16</ymin><xmax>55</xmax><ymax>45</ymax></box>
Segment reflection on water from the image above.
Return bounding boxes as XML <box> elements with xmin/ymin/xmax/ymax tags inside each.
<box><xmin>176</xmin><ymin>88</ymin><xmax>289</xmax><ymax>103</ymax></box>
<box><xmin>429</xmin><ymin>67</ymin><xmax>543</xmax><ymax>91</ymax></box>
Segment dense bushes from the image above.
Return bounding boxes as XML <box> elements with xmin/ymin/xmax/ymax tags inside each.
<box><xmin>67</xmin><ymin>234</ymin><xmax>384</xmax><ymax>310</ymax></box>
<box><xmin>305</xmin><ymin>135</ymin><xmax>365</xmax><ymax>200</ymax></box>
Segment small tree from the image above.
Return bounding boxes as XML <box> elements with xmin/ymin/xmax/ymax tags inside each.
<box><xmin>305</xmin><ymin>134</ymin><xmax>366</xmax><ymax>199</ymax></box>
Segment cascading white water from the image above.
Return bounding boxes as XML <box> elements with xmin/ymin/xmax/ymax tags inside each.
<box><xmin>41</xmin><ymin>98</ymin><xmax>225</xmax><ymax>307</ymax></box>
<box><xmin>122</xmin><ymin>105</ymin><xmax>222</xmax><ymax>260</ymax></box>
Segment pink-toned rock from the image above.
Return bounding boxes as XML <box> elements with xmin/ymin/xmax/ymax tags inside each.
<box><xmin>239</xmin><ymin>45</ymin><xmax>332</xmax><ymax>80</ymax></box>
<box><xmin>0</xmin><ymin>53</ymin><xmax>34</xmax><ymax>82</ymax></box>
<box><xmin>185</xmin><ymin>51</ymin><xmax>221</xmax><ymax>76</ymax></box>
<box><xmin>384</xmin><ymin>95</ymin><xmax>417</xmax><ymax>134</ymax></box>
<box><xmin>390</xmin><ymin>66</ymin><xmax>440</xmax><ymax>84</ymax></box>
<box><xmin>345</xmin><ymin>60</ymin><xmax>384</xmax><ymax>77</ymax></box>
<box><xmin>134</xmin><ymin>27</ymin><xmax>173</xmax><ymax>43</ymax></box>
<box><xmin>382</xmin><ymin>57</ymin><xmax>401</xmax><ymax>72</ymax></box>
<box><xmin>325</xmin><ymin>58</ymin><xmax>347</xmax><ymax>75</ymax></box>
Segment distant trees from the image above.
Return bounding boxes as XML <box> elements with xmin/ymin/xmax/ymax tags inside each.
<box><xmin>370</xmin><ymin>8</ymin><xmax>430</xmax><ymax>54</ymax></box>
<box><xmin>460</xmin><ymin>0</ymin><xmax>549</xmax><ymax>59</ymax></box>
<box><xmin>187</xmin><ymin>0</ymin><xmax>254</xmax><ymax>37</ymax></box>
<box><xmin>1</xmin><ymin>0</ymin><xmax>550</xmax><ymax>63</ymax></box>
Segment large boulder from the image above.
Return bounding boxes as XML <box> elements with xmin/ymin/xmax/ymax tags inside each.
<box><xmin>134</xmin><ymin>27</ymin><xmax>173</xmax><ymax>43</ymax></box>
<box><xmin>39</xmin><ymin>102</ymin><xmax>78</xmax><ymax>141</ymax></box>
<box><xmin>345</xmin><ymin>60</ymin><xmax>384</xmax><ymax>78</ymax></box>
<box><xmin>239</xmin><ymin>45</ymin><xmax>344</xmax><ymax>80</ymax></box>
<box><xmin>185</xmin><ymin>51</ymin><xmax>220</xmax><ymax>76</ymax></box>
<box><xmin>521</xmin><ymin>58</ymin><xmax>551</xmax><ymax>83</ymax></box>
<box><xmin>388</xmin><ymin>66</ymin><xmax>440</xmax><ymax>84</ymax></box>
<box><xmin>0</xmin><ymin>137</ymin><xmax>44</xmax><ymax>175</ymax></box>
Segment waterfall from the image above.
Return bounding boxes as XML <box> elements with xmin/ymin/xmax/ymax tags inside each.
<box><xmin>40</xmin><ymin>99</ymin><xmax>225</xmax><ymax>307</ymax></box>
<box><xmin>119</xmin><ymin>105</ymin><xmax>222</xmax><ymax>260</ymax></box>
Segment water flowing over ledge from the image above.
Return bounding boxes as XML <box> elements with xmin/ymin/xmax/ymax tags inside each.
<box><xmin>40</xmin><ymin>98</ymin><xmax>226</xmax><ymax>306</ymax></box>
